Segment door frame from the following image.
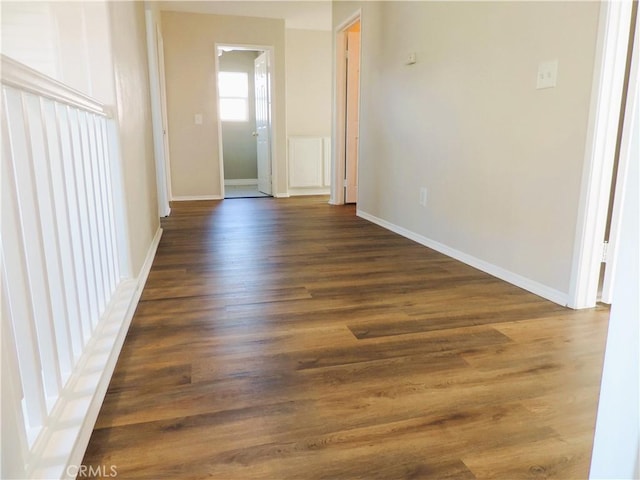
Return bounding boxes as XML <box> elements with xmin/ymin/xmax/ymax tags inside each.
<box><xmin>601</xmin><ymin>1</ymin><xmax>638</xmax><ymax>304</ymax></box>
<box><xmin>254</xmin><ymin>50</ymin><xmax>273</xmax><ymax>196</ymax></box>
<box><xmin>568</xmin><ymin>0</ymin><xmax>634</xmax><ymax>308</ymax></box>
<box><xmin>144</xmin><ymin>5</ymin><xmax>171</xmax><ymax>216</ymax></box>
<box><xmin>331</xmin><ymin>10</ymin><xmax>362</xmax><ymax>205</ymax></box>
<box><xmin>156</xmin><ymin>24</ymin><xmax>173</xmax><ymax>205</ymax></box>
<box><xmin>214</xmin><ymin>43</ymin><xmax>276</xmax><ymax>199</ymax></box>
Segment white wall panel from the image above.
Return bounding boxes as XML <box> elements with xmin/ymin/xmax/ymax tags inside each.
<box><xmin>289</xmin><ymin>136</ymin><xmax>325</xmax><ymax>187</ymax></box>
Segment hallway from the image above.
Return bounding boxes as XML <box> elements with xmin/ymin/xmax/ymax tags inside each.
<box><xmin>82</xmin><ymin>197</ymin><xmax>609</xmax><ymax>479</ymax></box>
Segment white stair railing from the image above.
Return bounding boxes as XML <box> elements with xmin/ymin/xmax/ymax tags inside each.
<box><xmin>1</xmin><ymin>55</ymin><xmax>136</xmax><ymax>479</ymax></box>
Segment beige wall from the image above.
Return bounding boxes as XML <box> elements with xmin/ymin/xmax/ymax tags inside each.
<box><xmin>219</xmin><ymin>50</ymin><xmax>259</xmax><ymax>180</ymax></box>
<box><xmin>334</xmin><ymin>1</ymin><xmax>600</xmax><ymax>295</ymax></box>
<box><xmin>161</xmin><ymin>11</ymin><xmax>286</xmax><ymax>197</ymax></box>
<box><xmin>109</xmin><ymin>1</ymin><xmax>159</xmax><ymax>275</ymax></box>
<box><xmin>285</xmin><ymin>28</ymin><xmax>332</xmax><ymax>137</ymax></box>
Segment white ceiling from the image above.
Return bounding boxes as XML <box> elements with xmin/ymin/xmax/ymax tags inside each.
<box><xmin>158</xmin><ymin>1</ymin><xmax>332</xmax><ymax>31</ymax></box>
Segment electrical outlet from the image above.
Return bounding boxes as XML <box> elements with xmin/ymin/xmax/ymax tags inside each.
<box><xmin>419</xmin><ymin>187</ymin><xmax>428</xmax><ymax>206</ymax></box>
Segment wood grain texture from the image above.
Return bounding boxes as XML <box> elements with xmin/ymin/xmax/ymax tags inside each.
<box><xmin>82</xmin><ymin>196</ymin><xmax>609</xmax><ymax>479</ymax></box>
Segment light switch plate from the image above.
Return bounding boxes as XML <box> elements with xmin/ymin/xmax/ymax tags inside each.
<box><xmin>419</xmin><ymin>187</ymin><xmax>427</xmax><ymax>206</ymax></box>
<box><xmin>194</xmin><ymin>114</ymin><xmax>203</xmax><ymax>125</ymax></box>
<box><xmin>537</xmin><ymin>60</ymin><xmax>558</xmax><ymax>89</ymax></box>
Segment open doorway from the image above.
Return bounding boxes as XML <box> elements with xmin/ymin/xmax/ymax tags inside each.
<box><xmin>332</xmin><ymin>13</ymin><xmax>361</xmax><ymax>205</ymax></box>
<box><xmin>215</xmin><ymin>45</ymin><xmax>273</xmax><ymax>199</ymax></box>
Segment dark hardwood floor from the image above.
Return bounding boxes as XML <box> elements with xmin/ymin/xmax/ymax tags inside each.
<box><xmin>82</xmin><ymin>196</ymin><xmax>609</xmax><ymax>479</ymax></box>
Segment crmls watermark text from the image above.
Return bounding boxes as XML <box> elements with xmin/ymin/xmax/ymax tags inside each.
<box><xmin>66</xmin><ymin>465</ymin><xmax>118</xmax><ymax>478</ymax></box>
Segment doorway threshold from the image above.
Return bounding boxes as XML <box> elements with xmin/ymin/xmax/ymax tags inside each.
<box><xmin>225</xmin><ymin>185</ymin><xmax>270</xmax><ymax>199</ymax></box>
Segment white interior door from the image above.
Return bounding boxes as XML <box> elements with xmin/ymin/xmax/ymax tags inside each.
<box><xmin>156</xmin><ymin>26</ymin><xmax>172</xmax><ymax>202</ymax></box>
<box><xmin>144</xmin><ymin>8</ymin><xmax>170</xmax><ymax>215</ymax></box>
<box><xmin>345</xmin><ymin>27</ymin><xmax>360</xmax><ymax>204</ymax></box>
<box><xmin>600</xmin><ymin>9</ymin><xmax>639</xmax><ymax>304</ymax></box>
<box><xmin>254</xmin><ymin>52</ymin><xmax>272</xmax><ymax>195</ymax></box>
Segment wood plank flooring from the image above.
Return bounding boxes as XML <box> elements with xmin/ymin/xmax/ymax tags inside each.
<box><xmin>82</xmin><ymin>196</ymin><xmax>609</xmax><ymax>479</ymax></box>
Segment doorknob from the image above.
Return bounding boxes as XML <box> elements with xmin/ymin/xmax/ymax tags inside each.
<box><xmin>252</xmin><ymin>131</ymin><xmax>259</xmax><ymax>137</ymax></box>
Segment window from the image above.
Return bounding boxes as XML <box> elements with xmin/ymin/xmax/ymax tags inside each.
<box><xmin>218</xmin><ymin>72</ymin><xmax>249</xmax><ymax>122</ymax></box>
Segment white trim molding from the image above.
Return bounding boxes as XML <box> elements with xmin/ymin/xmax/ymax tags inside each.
<box><xmin>1</xmin><ymin>55</ymin><xmax>111</xmax><ymax>117</ymax></box>
<box><xmin>358</xmin><ymin>210</ymin><xmax>568</xmax><ymax>306</ymax></box>
<box><xmin>568</xmin><ymin>0</ymin><xmax>634</xmax><ymax>309</ymax></box>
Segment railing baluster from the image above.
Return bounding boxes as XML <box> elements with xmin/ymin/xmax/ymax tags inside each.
<box><xmin>56</xmin><ymin>104</ymin><xmax>92</xmax><ymax>346</ymax></box>
<box><xmin>1</xmin><ymin>87</ymin><xmax>49</xmax><ymax>433</ymax></box>
<box><xmin>11</xmin><ymin>90</ymin><xmax>62</xmax><ymax>405</ymax></box>
<box><xmin>26</xmin><ymin>94</ymin><xmax>74</xmax><ymax>383</ymax></box>
<box><xmin>95</xmin><ymin>115</ymin><xmax>117</xmax><ymax>295</ymax></box>
<box><xmin>67</xmin><ymin>107</ymin><xmax>100</xmax><ymax>328</ymax></box>
<box><xmin>87</xmin><ymin>113</ymin><xmax>111</xmax><ymax>302</ymax></box>
<box><xmin>78</xmin><ymin>110</ymin><xmax>106</xmax><ymax>319</ymax></box>
<box><xmin>99</xmin><ymin>117</ymin><xmax>121</xmax><ymax>286</ymax></box>
<box><xmin>1</xmin><ymin>265</ymin><xmax>30</xmax><ymax>478</ymax></box>
<box><xmin>42</xmin><ymin>98</ymin><xmax>83</xmax><ymax>363</ymax></box>
<box><xmin>105</xmin><ymin>119</ymin><xmax>131</xmax><ymax>278</ymax></box>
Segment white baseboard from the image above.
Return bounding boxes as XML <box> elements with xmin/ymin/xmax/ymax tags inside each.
<box><xmin>224</xmin><ymin>178</ymin><xmax>258</xmax><ymax>186</ymax></box>
<box><xmin>289</xmin><ymin>187</ymin><xmax>331</xmax><ymax>196</ymax></box>
<box><xmin>274</xmin><ymin>192</ymin><xmax>290</xmax><ymax>198</ymax></box>
<box><xmin>30</xmin><ymin>228</ymin><xmax>163</xmax><ymax>480</ymax></box>
<box><xmin>172</xmin><ymin>195</ymin><xmax>223</xmax><ymax>201</ymax></box>
<box><xmin>357</xmin><ymin>210</ymin><xmax>569</xmax><ymax>306</ymax></box>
